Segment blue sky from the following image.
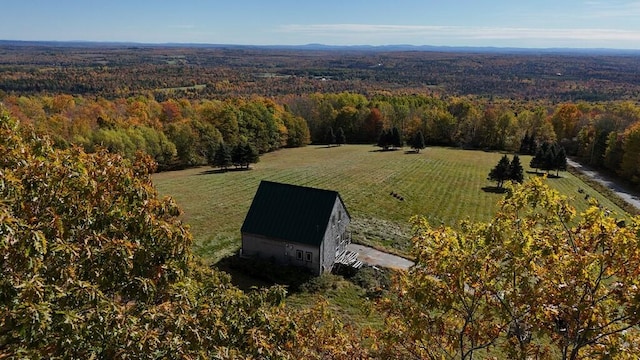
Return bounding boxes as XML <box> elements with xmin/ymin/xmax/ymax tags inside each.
<box><xmin>3</xmin><ymin>0</ymin><xmax>640</xmax><ymax>49</ymax></box>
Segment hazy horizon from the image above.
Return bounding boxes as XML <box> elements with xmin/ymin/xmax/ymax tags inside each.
<box><xmin>3</xmin><ymin>1</ymin><xmax>640</xmax><ymax>50</ymax></box>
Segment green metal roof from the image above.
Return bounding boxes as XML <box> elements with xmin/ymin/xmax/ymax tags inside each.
<box><xmin>241</xmin><ymin>181</ymin><xmax>349</xmax><ymax>246</ymax></box>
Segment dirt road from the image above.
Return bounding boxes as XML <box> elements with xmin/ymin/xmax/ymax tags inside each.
<box><xmin>567</xmin><ymin>159</ymin><xmax>640</xmax><ymax>211</ymax></box>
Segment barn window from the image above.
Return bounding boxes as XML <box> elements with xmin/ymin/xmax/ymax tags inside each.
<box><xmin>296</xmin><ymin>250</ymin><xmax>303</xmax><ymax>261</ymax></box>
<box><xmin>305</xmin><ymin>252</ymin><xmax>312</xmax><ymax>262</ymax></box>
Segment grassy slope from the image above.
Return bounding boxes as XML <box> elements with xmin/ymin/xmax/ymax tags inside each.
<box><xmin>153</xmin><ymin>145</ymin><xmax>627</xmax><ymax>263</ymax></box>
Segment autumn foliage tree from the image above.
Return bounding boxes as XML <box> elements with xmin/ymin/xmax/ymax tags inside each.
<box><xmin>0</xmin><ymin>110</ymin><xmax>306</xmax><ymax>359</ymax></box>
<box><xmin>551</xmin><ymin>103</ymin><xmax>582</xmax><ymax>141</ymax></box>
<box><xmin>379</xmin><ymin>177</ymin><xmax>640</xmax><ymax>360</ymax></box>
<box><xmin>619</xmin><ymin>122</ymin><xmax>640</xmax><ymax>184</ymax></box>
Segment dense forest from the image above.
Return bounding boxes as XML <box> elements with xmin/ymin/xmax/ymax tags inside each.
<box><xmin>1</xmin><ymin>43</ymin><xmax>640</xmax><ymax>101</ymax></box>
<box><xmin>0</xmin><ymin>94</ymin><xmax>310</xmax><ymax>170</ymax></box>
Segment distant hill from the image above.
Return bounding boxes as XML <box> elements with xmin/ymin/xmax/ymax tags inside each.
<box><xmin>2</xmin><ymin>39</ymin><xmax>640</xmax><ymax>55</ymax></box>
<box><xmin>2</xmin><ymin>40</ymin><xmax>640</xmax><ymax>101</ymax></box>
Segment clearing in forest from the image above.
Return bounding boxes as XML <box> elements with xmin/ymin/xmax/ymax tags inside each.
<box><xmin>153</xmin><ymin>145</ymin><xmax>626</xmax><ymax>262</ymax></box>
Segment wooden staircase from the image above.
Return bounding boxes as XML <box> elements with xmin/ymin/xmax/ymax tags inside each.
<box><xmin>334</xmin><ymin>250</ymin><xmax>363</xmax><ymax>269</ymax></box>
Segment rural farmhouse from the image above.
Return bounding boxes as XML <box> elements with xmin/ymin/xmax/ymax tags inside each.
<box><xmin>241</xmin><ymin>180</ymin><xmax>353</xmax><ymax>275</ymax></box>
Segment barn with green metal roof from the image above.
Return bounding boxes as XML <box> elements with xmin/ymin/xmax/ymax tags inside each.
<box><xmin>241</xmin><ymin>180</ymin><xmax>351</xmax><ymax>275</ymax></box>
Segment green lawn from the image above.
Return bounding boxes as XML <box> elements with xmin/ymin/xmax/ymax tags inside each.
<box><xmin>153</xmin><ymin>145</ymin><xmax>627</xmax><ymax>263</ymax></box>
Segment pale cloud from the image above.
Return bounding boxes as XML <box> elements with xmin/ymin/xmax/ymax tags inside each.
<box><xmin>279</xmin><ymin>24</ymin><xmax>640</xmax><ymax>45</ymax></box>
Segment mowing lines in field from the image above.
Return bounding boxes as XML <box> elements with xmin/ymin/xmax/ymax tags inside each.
<box><xmin>154</xmin><ymin>145</ymin><xmax>630</xmax><ymax>262</ymax></box>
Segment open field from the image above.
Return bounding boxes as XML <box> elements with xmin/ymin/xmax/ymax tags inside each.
<box><xmin>153</xmin><ymin>145</ymin><xmax>628</xmax><ymax>263</ymax></box>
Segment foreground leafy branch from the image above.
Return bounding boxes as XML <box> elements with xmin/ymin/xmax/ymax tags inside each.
<box><xmin>0</xmin><ymin>110</ymin><xmax>362</xmax><ymax>359</ymax></box>
<box><xmin>379</xmin><ymin>177</ymin><xmax>640</xmax><ymax>359</ymax></box>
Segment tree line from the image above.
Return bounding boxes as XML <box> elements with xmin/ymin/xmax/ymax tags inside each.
<box><xmin>2</xmin><ymin>91</ymin><xmax>640</xmax><ymax>188</ymax></box>
<box><xmin>0</xmin><ymin>94</ymin><xmax>310</xmax><ymax>170</ymax></box>
<box><xmin>284</xmin><ymin>92</ymin><xmax>640</xmax><ymax>188</ymax></box>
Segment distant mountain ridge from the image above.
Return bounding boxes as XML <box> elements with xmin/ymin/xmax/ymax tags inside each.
<box><xmin>1</xmin><ymin>39</ymin><xmax>640</xmax><ymax>55</ymax></box>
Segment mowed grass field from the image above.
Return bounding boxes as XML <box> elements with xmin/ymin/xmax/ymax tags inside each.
<box><xmin>153</xmin><ymin>145</ymin><xmax>627</xmax><ymax>263</ymax></box>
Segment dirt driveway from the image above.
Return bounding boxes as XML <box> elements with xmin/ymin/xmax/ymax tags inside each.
<box><xmin>347</xmin><ymin>244</ymin><xmax>414</xmax><ymax>270</ymax></box>
<box><xmin>568</xmin><ymin>159</ymin><xmax>640</xmax><ymax>211</ymax></box>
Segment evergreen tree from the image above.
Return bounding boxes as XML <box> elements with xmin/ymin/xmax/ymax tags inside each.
<box><xmin>488</xmin><ymin>155</ymin><xmax>511</xmax><ymax>188</ymax></box>
<box><xmin>530</xmin><ymin>142</ymin><xmax>550</xmax><ymax>173</ymax></box>
<box><xmin>232</xmin><ymin>143</ymin><xmax>245</xmax><ymax>168</ymax></box>
<box><xmin>325</xmin><ymin>127</ymin><xmax>336</xmax><ymax>147</ymax></box>
<box><xmin>206</xmin><ymin>141</ymin><xmax>217</xmax><ymax>166</ymax></box>
<box><xmin>411</xmin><ymin>131</ymin><xmax>426</xmax><ymax>153</ymax></box>
<box><xmin>554</xmin><ymin>145</ymin><xmax>567</xmax><ymax>176</ymax></box>
<box><xmin>391</xmin><ymin>127</ymin><xmax>402</xmax><ymax>148</ymax></box>
<box><xmin>529</xmin><ymin>147</ymin><xmax>541</xmax><ymax>173</ymax></box>
<box><xmin>509</xmin><ymin>154</ymin><xmax>524</xmax><ymax>183</ymax></box>
<box><xmin>377</xmin><ymin>129</ymin><xmax>391</xmax><ymax>150</ymax></box>
<box><xmin>232</xmin><ymin>142</ymin><xmax>259</xmax><ymax>169</ymax></box>
<box><xmin>542</xmin><ymin>145</ymin><xmax>557</xmax><ymax>173</ymax></box>
<box><xmin>243</xmin><ymin>142</ymin><xmax>260</xmax><ymax>169</ymax></box>
<box><xmin>376</xmin><ymin>127</ymin><xmax>404</xmax><ymax>150</ymax></box>
<box><xmin>385</xmin><ymin>129</ymin><xmax>395</xmax><ymax>148</ymax></box>
<box><xmin>212</xmin><ymin>142</ymin><xmax>232</xmax><ymax>170</ymax></box>
<box><xmin>519</xmin><ymin>132</ymin><xmax>537</xmax><ymax>155</ymax></box>
<box><xmin>335</xmin><ymin>127</ymin><xmax>346</xmax><ymax>146</ymax></box>
<box><xmin>529</xmin><ymin>142</ymin><xmax>567</xmax><ymax>176</ymax></box>
<box><xmin>519</xmin><ymin>133</ymin><xmax>530</xmax><ymax>154</ymax></box>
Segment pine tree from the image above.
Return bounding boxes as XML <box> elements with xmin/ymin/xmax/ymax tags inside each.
<box><xmin>243</xmin><ymin>142</ymin><xmax>259</xmax><ymax>169</ymax></box>
<box><xmin>391</xmin><ymin>127</ymin><xmax>402</xmax><ymax>148</ymax></box>
<box><xmin>554</xmin><ymin>145</ymin><xmax>567</xmax><ymax>176</ymax></box>
<box><xmin>411</xmin><ymin>131</ymin><xmax>426</xmax><ymax>153</ymax></box>
<box><xmin>213</xmin><ymin>142</ymin><xmax>232</xmax><ymax>170</ymax></box>
<box><xmin>377</xmin><ymin>129</ymin><xmax>390</xmax><ymax>150</ymax></box>
<box><xmin>529</xmin><ymin>142</ymin><xmax>567</xmax><ymax>176</ymax></box>
<box><xmin>541</xmin><ymin>143</ymin><xmax>557</xmax><ymax>174</ymax></box>
<box><xmin>385</xmin><ymin>130</ymin><xmax>395</xmax><ymax>149</ymax></box>
<box><xmin>325</xmin><ymin>127</ymin><xmax>336</xmax><ymax>147</ymax></box>
<box><xmin>530</xmin><ymin>146</ymin><xmax>543</xmax><ymax>174</ymax></box>
<box><xmin>232</xmin><ymin>143</ymin><xmax>244</xmax><ymax>168</ymax></box>
<box><xmin>206</xmin><ymin>141</ymin><xmax>217</xmax><ymax>166</ymax></box>
<box><xmin>509</xmin><ymin>154</ymin><xmax>524</xmax><ymax>183</ymax></box>
<box><xmin>519</xmin><ymin>133</ymin><xmax>530</xmax><ymax>154</ymax></box>
<box><xmin>488</xmin><ymin>155</ymin><xmax>511</xmax><ymax>188</ymax></box>
<box><xmin>232</xmin><ymin>143</ymin><xmax>260</xmax><ymax>169</ymax></box>
<box><xmin>335</xmin><ymin>127</ymin><xmax>346</xmax><ymax>146</ymax></box>
<box><xmin>519</xmin><ymin>132</ymin><xmax>537</xmax><ymax>155</ymax></box>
